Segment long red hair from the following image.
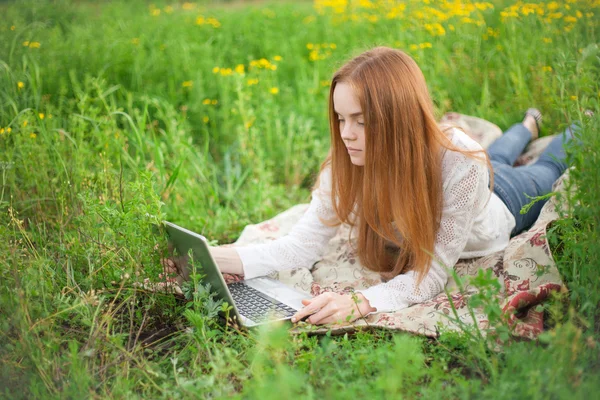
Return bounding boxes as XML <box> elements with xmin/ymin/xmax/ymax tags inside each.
<box><xmin>317</xmin><ymin>47</ymin><xmax>493</xmax><ymax>284</ymax></box>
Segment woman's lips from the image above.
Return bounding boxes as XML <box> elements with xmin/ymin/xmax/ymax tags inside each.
<box><xmin>347</xmin><ymin>147</ymin><xmax>361</xmax><ymax>152</ymax></box>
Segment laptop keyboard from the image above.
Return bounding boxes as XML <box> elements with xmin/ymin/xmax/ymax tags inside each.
<box><xmin>227</xmin><ymin>282</ymin><xmax>297</xmax><ymax>323</ymax></box>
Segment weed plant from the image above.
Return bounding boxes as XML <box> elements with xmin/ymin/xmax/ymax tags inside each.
<box><xmin>1</xmin><ymin>0</ymin><xmax>599</xmax><ymax>398</ymax></box>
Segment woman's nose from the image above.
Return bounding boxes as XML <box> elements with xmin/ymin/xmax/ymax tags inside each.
<box><xmin>340</xmin><ymin>123</ymin><xmax>356</xmax><ymax>141</ymax></box>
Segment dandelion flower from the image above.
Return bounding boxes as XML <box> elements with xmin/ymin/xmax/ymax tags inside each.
<box><xmin>247</xmin><ymin>78</ymin><xmax>259</xmax><ymax>86</ymax></box>
<box><xmin>213</xmin><ymin>67</ymin><xmax>220</xmax><ymax>74</ymax></box>
<box><xmin>10</xmin><ymin>26</ymin><xmax>15</xmax><ymax>31</ymax></box>
<box><xmin>542</xmin><ymin>66</ymin><xmax>553</xmax><ymax>72</ymax></box>
<box><xmin>39</xmin><ymin>113</ymin><xmax>45</xmax><ymax>119</ymax></box>
<box><xmin>23</xmin><ymin>121</ymin><xmax>28</xmax><ymax>127</ymax></box>
<box><xmin>269</xmin><ymin>87</ymin><xmax>279</xmax><ymax>95</ymax></box>
<box><xmin>220</xmin><ymin>68</ymin><xmax>233</xmax><ymax>76</ymax></box>
<box><xmin>23</xmin><ymin>41</ymin><xmax>29</xmax><ymax>47</ymax></box>
<box><xmin>17</xmin><ymin>81</ymin><xmax>24</xmax><ymax>89</ymax></box>
<box><xmin>30</xmin><ymin>133</ymin><xmax>37</xmax><ymax>139</ymax></box>
<box><xmin>211</xmin><ymin>99</ymin><xmax>218</xmax><ymax>105</ymax></box>
<box><xmin>273</xmin><ymin>55</ymin><xmax>282</xmax><ymax>61</ymax></box>
<box><xmin>202</xmin><ymin>98</ymin><xmax>211</xmax><ymax>105</ymax></box>
<box><xmin>570</xmin><ymin>95</ymin><xmax>577</xmax><ymax>101</ymax></box>
<box><xmin>203</xmin><ymin>116</ymin><xmax>209</xmax><ymax>123</ymax></box>
<box><xmin>235</xmin><ymin>64</ymin><xmax>245</xmax><ymax>74</ymax></box>
<box><xmin>182</xmin><ymin>81</ymin><xmax>193</xmax><ymax>88</ymax></box>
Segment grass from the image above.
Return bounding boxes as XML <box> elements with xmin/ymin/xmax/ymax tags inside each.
<box><xmin>1</xmin><ymin>0</ymin><xmax>600</xmax><ymax>398</ymax></box>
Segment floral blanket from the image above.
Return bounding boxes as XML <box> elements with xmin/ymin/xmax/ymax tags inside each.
<box><xmin>231</xmin><ymin>130</ymin><xmax>569</xmax><ymax>339</ymax></box>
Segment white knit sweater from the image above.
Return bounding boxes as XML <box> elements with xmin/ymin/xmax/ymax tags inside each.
<box><xmin>235</xmin><ymin>128</ymin><xmax>516</xmax><ymax>312</ymax></box>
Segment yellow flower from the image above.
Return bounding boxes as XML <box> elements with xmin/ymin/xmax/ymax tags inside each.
<box><xmin>29</xmin><ymin>42</ymin><xmax>41</xmax><ymax>49</ymax></box>
<box><xmin>38</xmin><ymin>113</ymin><xmax>45</xmax><ymax>119</ymax></box>
<box><xmin>10</xmin><ymin>26</ymin><xmax>15</xmax><ymax>31</ymax></box>
<box><xmin>570</xmin><ymin>95</ymin><xmax>577</xmax><ymax>101</ymax></box>
<box><xmin>273</xmin><ymin>55</ymin><xmax>282</xmax><ymax>61</ymax></box>
<box><xmin>542</xmin><ymin>66</ymin><xmax>553</xmax><ymax>72</ymax></box>
<box><xmin>7</xmin><ymin>127</ymin><xmax>11</xmax><ymax>133</ymax></box>
<box><xmin>320</xmin><ymin>80</ymin><xmax>331</xmax><ymax>87</ymax></box>
<box><xmin>247</xmin><ymin>78</ymin><xmax>259</xmax><ymax>86</ymax></box>
<box><xmin>211</xmin><ymin>99</ymin><xmax>218</xmax><ymax>105</ymax></box>
<box><xmin>30</xmin><ymin>133</ymin><xmax>37</xmax><ymax>139</ymax></box>
<box><xmin>235</xmin><ymin>64</ymin><xmax>245</xmax><ymax>74</ymax></box>
<box><xmin>23</xmin><ymin>41</ymin><xmax>29</xmax><ymax>47</ymax></box>
<box><xmin>244</xmin><ymin>119</ymin><xmax>254</xmax><ymax>129</ymax></box>
<box><xmin>213</xmin><ymin>67</ymin><xmax>220</xmax><ymax>74</ymax></box>
<box><xmin>17</xmin><ymin>81</ymin><xmax>24</xmax><ymax>89</ymax></box>
<box><xmin>543</xmin><ymin>37</ymin><xmax>552</xmax><ymax>43</ymax></box>
<box><xmin>0</xmin><ymin>128</ymin><xmax>4</xmax><ymax>134</ymax></box>
<box><xmin>202</xmin><ymin>98</ymin><xmax>211</xmax><ymax>105</ymax></box>
<box><xmin>306</xmin><ymin>43</ymin><xmax>314</xmax><ymax>50</ymax></box>
<box><xmin>182</xmin><ymin>2</ymin><xmax>195</xmax><ymax>10</ymax></box>
<box><xmin>202</xmin><ymin>116</ymin><xmax>209</xmax><ymax>123</ymax></box>
<box><xmin>220</xmin><ymin>68</ymin><xmax>233</xmax><ymax>76</ymax></box>
<box><xmin>182</xmin><ymin>81</ymin><xmax>193</xmax><ymax>88</ymax></box>
<box><xmin>23</xmin><ymin>121</ymin><xmax>28</xmax><ymax>127</ymax></box>
<box><xmin>409</xmin><ymin>44</ymin><xmax>419</xmax><ymax>51</ymax></box>
<box><xmin>131</xmin><ymin>38</ymin><xmax>140</xmax><ymax>45</ymax></box>
<box><xmin>269</xmin><ymin>87</ymin><xmax>279</xmax><ymax>95</ymax></box>
<box><xmin>165</xmin><ymin>6</ymin><xmax>174</xmax><ymax>14</ymax></box>
<box><xmin>151</xmin><ymin>9</ymin><xmax>161</xmax><ymax>16</ymax></box>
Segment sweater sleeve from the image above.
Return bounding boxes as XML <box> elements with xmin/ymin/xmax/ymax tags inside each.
<box><xmin>235</xmin><ymin>167</ymin><xmax>340</xmax><ymax>279</ymax></box>
<box><xmin>357</xmin><ymin>150</ymin><xmax>490</xmax><ymax>312</ymax></box>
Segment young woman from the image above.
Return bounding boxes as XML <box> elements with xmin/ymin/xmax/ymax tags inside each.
<box><xmin>188</xmin><ymin>47</ymin><xmax>576</xmax><ymax>326</ymax></box>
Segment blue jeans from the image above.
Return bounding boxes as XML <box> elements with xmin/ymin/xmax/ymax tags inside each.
<box><xmin>487</xmin><ymin>123</ymin><xmax>578</xmax><ymax>237</ymax></box>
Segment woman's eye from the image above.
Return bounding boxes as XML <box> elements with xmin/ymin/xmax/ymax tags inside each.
<box><xmin>357</xmin><ymin>121</ymin><xmax>364</xmax><ymax>126</ymax></box>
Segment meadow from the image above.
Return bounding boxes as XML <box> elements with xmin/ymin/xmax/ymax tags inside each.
<box><xmin>1</xmin><ymin>0</ymin><xmax>599</xmax><ymax>398</ymax></box>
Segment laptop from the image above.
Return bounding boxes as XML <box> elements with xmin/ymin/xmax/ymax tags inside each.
<box><xmin>163</xmin><ymin>221</ymin><xmax>312</xmax><ymax>327</ymax></box>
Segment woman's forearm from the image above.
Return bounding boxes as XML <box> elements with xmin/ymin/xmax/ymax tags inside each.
<box><xmin>209</xmin><ymin>246</ymin><xmax>244</xmax><ymax>276</ymax></box>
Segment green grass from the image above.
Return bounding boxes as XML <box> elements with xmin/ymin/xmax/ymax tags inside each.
<box><xmin>1</xmin><ymin>0</ymin><xmax>599</xmax><ymax>398</ymax></box>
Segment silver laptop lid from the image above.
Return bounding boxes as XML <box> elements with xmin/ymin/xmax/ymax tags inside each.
<box><xmin>162</xmin><ymin>221</ymin><xmax>243</xmax><ymax>322</ymax></box>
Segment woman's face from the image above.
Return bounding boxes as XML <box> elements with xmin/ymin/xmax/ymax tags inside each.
<box><xmin>333</xmin><ymin>82</ymin><xmax>366</xmax><ymax>166</ymax></box>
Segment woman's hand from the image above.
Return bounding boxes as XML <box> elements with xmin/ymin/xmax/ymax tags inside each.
<box><xmin>291</xmin><ymin>292</ymin><xmax>376</xmax><ymax>325</ymax></box>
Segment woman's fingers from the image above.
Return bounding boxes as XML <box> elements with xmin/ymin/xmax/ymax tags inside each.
<box><xmin>160</xmin><ymin>258</ymin><xmax>176</xmax><ymax>272</ymax></box>
<box><xmin>306</xmin><ymin>300</ymin><xmax>340</xmax><ymax>325</ymax></box>
<box><xmin>291</xmin><ymin>293</ymin><xmax>331</xmax><ymax>322</ymax></box>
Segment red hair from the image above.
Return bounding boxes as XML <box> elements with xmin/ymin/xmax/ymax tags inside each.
<box><xmin>317</xmin><ymin>47</ymin><xmax>493</xmax><ymax>284</ymax></box>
